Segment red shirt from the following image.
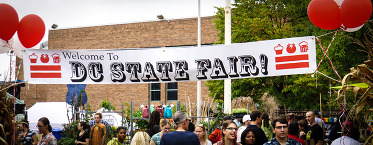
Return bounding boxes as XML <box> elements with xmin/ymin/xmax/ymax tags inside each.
<box><xmin>287</xmin><ymin>134</ymin><xmax>306</xmax><ymax>145</ymax></box>
<box><xmin>209</xmin><ymin>128</ymin><xmax>222</xmax><ymax>143</ymax></box>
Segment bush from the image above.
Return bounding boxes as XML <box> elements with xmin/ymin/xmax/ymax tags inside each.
<box><xmin>58</xmin><ymin>121</ymin><xmax>79</xmax><ymax>145</ymax></box>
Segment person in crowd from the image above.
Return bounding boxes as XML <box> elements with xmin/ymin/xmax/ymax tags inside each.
<box><xmin>150</xmin><ymin>119</ymin><xmax>172</xmax><ymax>145</ymax></box>
<box><xmin>188</xmin><ymin>119</ymin><xmax>196</xmax><ymax>132</ymax></box>
<box><xmin>194</xmin><ymin>124</ymin><xmax>213</xmax><ymax>145</ymax></box>
<box><xmin>90</xmin><ymin>113</ymin><xmax>106</xmax><ymax>145</ymax></box>
<box><xmin>17</xmin><ymin>120</ymin><xmax>38</xmax><ymax>145</ymax></box>
<box><xmin>287</xmin><ymin>121</ymin><xmax>305</xmax><ymax>145</ymax></box>
<box><xmin>261</xmin><ymin>113</ymin><xmax>273</xmax><ymax>140</ymax></box>
<box><xmin>331</xmin><ymin>121</ymin><xmax>360</xmax><ymax>145</ymax></box>
<box><xmin>160</xmin><ymin>111</ymin><xmax>200</xmax><ymax>145</ymax></box>
<box><xmin>263</xmin><ymin>117</ymin><xmax>301</xmax><ymax>145</ymax></box>
<box><xmin>327</xmin><ymin>111</ymin><xmax>349</xmax><ymax>143</ymax></box>
<box><xmin>313</xmin><ymin>110</ymin><xmax>326</xmax><ymax>138</ymax></box>
<box><xmin>147</xmin><ymin>110</ymin><xmax>161</xmax><ymax>137</ymax></box>
<box><xmin>37</xmin><ymin>117</ymin><xmax>57</xmax><ymax>145</ymax></box>
<box><xmin>89</xmin><ymin>119</ymin><xmax>109</xmax><ymax>128</ymax></box>
<box><xmin>240</xmin><ymin>127</ymin><xmax>259</xmax><ymax>145</ymax></box>
<box><xmin>305</xmin><ymin>111</ymin><xmax>323</xmax><ymax>145</ymax></box>
<box><xmin>297</xmin><ymin>119</ymin><xmax>307</xmax><ymax>140</ymax></box>
<box><xmin>75</xmin><ymin>122</ymin><xmax>90</xmax><ymax>145</ymax></box>
<box><xmin>209</xmin><ymin>115</ymin><xmax>233</xmax><ymax>143</ymax></box>
<box><xmin>234</xmin><ymin>118</ymin><xmax>242</xmax><ymax>128</ymax></box>
<box><xmin>246</xmin><ymin>111</ymin><xmax>268</xmax><ymax>145</ymax></box>
<box><xmin>288</xmin><ymin>113</ymin><xmax>296</xmax><ymax>124</ymax></box>
<box><xmin>107</xmin><ymin>127</ymin><xmax>127</xmax><ymax>145</ymax></box>
<box><xmin>89</xmin><ymin>110</ymin><xmax>109</xmax><ymax>128</ymax></box>
<box><xmin>130</xmin><ymin>131</ymin><xmax>150</xmax><ymax>145</ymax></box>
<box><xmin>237</xmin><ymin>115</ymin><xmax>251</xmax><ymax>143</ymax></box>
<box><xmin>250</xmin><ymin>111</ymin><xmax>262</xmax><ymax>128</ymax></box>
<box><xmin>214</xmin><ymin>120</ymin><xmax>239</xmax><ymax>145</ymax></box>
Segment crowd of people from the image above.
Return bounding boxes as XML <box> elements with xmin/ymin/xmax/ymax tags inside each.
<box><xmin>16</xmin><ymin>109</ymin><xmax>369</xmax><ymax>145</ymax></box>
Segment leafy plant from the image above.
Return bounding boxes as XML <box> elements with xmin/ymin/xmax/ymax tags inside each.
<box><xmin>171</xmin><ymin>104</ymin><xmax>187</xmax><ymax>115</ymax></box>
<box><xmin>133</xmin><ymin>110</ymin><xmax>148</xmax><ymax>130</ymax></box>
<box><xmin>0</xmin><ymin>87</ymin><xmax>15</xmax><ymax>145</ymax></box>
<box><xmin>100</xmin><ymin>99</ymin><xmax>116</xmax><ymax>111</ymax></box>
<box><xmin>232</xmin><ymin>108</ymin><xmax>248</xmax><ymax>114</ymax></box>
<box><xmin>208</xmin><ymin>104</ymin><xmax>226</xmax><ymax>134</ymax></box>
<box><xmin>58</xmin><ymin>121</ymin><xmax>79</xmax><ymax>145</ymax></box>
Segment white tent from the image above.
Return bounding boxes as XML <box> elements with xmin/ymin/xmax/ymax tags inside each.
<box><xmin>97</xmin><ymin>108</ymin><xmax>124</xmax><ymax>127</ymax></box>
<box><xmin>27</xmin><ymin>102</ymin><xmax>72</xmax><ymax>131</ymax></box>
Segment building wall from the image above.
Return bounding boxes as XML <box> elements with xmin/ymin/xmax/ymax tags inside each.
<box><xmin>20</xmin><ymin>16</ymin><xmax>219</xmax><ymax>113</ymax></box>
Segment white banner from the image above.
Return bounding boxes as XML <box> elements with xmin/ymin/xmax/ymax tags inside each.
<box><xmin>23</xmin><ymin>36</ymin><xmax>316</xmax><ymax>84</ymax></box>
<box><xmin>0</xmin><ymin>52</ymin><xmax>16</xmax><ymax>82</ymax></box>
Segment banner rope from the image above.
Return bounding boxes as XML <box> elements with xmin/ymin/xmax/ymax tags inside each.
<box><xmin>314</xmin><ymin>30</ymin><xmax>342</xmax><ymax>83</ymax></box>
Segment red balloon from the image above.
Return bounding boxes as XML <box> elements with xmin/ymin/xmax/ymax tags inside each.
<box><xmin>308</xmin><ymin>0</ymin><xmax>342</xmax><ymax>30</ymax></box>
<box><xmin>0</xmin><ymin>3</ymin><xmax>19</xmax><ymax>41</ymax></box>
<box><xmin>340</xmin><ymin>0</ymin><xmax>372</xmax><ymax>28</ymax></box>
<box><xmin>18</xmin><ymin>14</ymin><xmax>45</xmax><ymax>48</ymax></box>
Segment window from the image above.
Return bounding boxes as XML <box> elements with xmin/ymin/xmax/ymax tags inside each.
<box><xmin>150</xmin><ymin>83</ymin><xmax>160</xmax><ymax>101</ymax></box>
<box><xmin>166</xmin><ymin>82</ymin><xmax>178</xmax><ymax>101</ymax></box>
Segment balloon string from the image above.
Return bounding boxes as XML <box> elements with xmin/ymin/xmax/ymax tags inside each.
<box><xmin>314</xmin><ymin>30</ymin><xmax>342</xmax><ymax>83</ymax></box>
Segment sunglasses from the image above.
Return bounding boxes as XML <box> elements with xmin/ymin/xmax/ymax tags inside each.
<box><xmin>36</xmin><ymin>125</ymin><xmax>43</xmax><ymax>128</ymax></box>
<box><xmin>226</xmin><ymin>127</ymin><xmax>238</xmax><ymax>131</ymax></box>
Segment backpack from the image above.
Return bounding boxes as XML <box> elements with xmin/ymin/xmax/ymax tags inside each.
<box><xmin>163</xmin><ymin>106</ymin><xmax>172</xmax><ymax>118</ymax></box>
<box><xmin>155</xmin><ymin>106</ymin><xmax>164</xmax><ymax>117</ymax></box>
<box><xmin>142</xmin><ymin>105</ymin><xmax>149</xmax><ymax>118</ymax></box>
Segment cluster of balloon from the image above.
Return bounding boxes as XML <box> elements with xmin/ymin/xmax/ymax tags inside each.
<box><xmin>0</xmin><ymin>3</ymin><xmax>45</xmax><ymax>50</ymax></box>
<box><xmin>308</xmin><ymin>0</ymin><xmax>372</xmax><ymax>32</ymax></box>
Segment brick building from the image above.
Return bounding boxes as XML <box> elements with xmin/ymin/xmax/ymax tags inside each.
<box><xmin>19</xmin><ymin>16</ymin><xmax>220</xmax><ymax>114</ymax></box>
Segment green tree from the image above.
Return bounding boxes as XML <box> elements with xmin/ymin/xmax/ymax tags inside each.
<box><xmin>100</xmin><ymin>99</ymin><xmax>116</xmax><ymax>111</ymax></box>
<box><xmin>208</xmin><ymin>0</ymin><xmax>368</xmax><ymax>110</ymax></box>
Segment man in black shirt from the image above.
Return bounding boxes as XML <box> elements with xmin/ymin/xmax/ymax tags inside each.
<box><xmin>305</xmin><ymin>111</ymin><xmax>323</xmax><ymax>145</ymax></box>
<box><xmin>246</xmin><ymin>111</ymin><xmax>268</xmax><ymax>144</ymax></box>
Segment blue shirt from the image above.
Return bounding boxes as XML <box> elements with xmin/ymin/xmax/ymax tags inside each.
<box><xmin>160</xmin><ymin>131</ymin><xmax>200</xmax><ymax>145</ymax></box>
<box><xmin>264</xmin><ymin>137</ymin><xmax>302</xmax><ymax>145</ymax></box>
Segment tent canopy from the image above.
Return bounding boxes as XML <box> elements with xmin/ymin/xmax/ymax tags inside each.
<box><xmin>27</xmin><ymin>102</ymin><xmax>72</xmax><ymax>131</ymax></box>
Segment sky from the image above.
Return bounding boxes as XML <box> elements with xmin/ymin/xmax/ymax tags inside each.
<box><xmin>1</xmin><ymin>0</ymin><xmax>229</xmax><ymax>54</ymax></box>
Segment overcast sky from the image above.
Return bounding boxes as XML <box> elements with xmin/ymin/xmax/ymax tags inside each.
<box><xmin>2</xmin><ymin>0</ymin><xmax>228</xmax><ymax>52</ymax></box>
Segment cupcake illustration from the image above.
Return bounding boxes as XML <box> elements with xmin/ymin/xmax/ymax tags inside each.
<box><xmin>29</xmin><ymin>53</ymin><xmax>38</xmax><ymax>63</ymax></box>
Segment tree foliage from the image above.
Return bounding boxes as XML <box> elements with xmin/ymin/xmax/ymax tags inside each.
<box><xmin>208</xmin><ymin>0</ymin><xmax>369</xmax><ymax>110</ymax></box>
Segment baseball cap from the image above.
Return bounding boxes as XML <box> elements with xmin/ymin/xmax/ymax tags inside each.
<box><xmin>243</xmin><ymin>115</ymin><xmax>251</xmax><ymax>122</ymax></box>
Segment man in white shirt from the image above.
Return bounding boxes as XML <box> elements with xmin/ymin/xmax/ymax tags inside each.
<box><xmin>237</xmin><ymin>115</ymin><xmax>250</xmax><ymax>143</ymax></box>
<box><xmin>331</xmin><ymin>121</ymin><xmax>360</xmax><ymax>145</ymax></box>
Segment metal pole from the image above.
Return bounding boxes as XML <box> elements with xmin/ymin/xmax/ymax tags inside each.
<box><xmin>86</xmin><ymin>102</ymin><xmax>89</xmax><ymax>120</ymax></box>
<box><xmin>130</xmin><ymin>101</ymin><xmax>134</xmax><ymax>140</ymax></box>
<box><xmin>149</xmin><ymin>101</ymin><xmax>151</xmax><ymax>120</ymax></box>
<box><xmin>122</xmin><ymin>103</ymin><xmax>124</xmax><ymax>126</ymax></box>
<box><xmin>177</xmin><ymin>101</ymin><xmax>181</xmax><ymax>111</ymax></box>
<box><xmin>207</xmin><ymin>103</ymin><xmax>210</xmax><ymax>132</ymax></box>
<box><xmin>197</xmin><ymin>0</ymin><xmax>202</xmax><ymax>125</ymax></box>
<box><xmin>247</xmin><ymin>103</ymin><xmax>250</xmax><ymax>114</ymax></box>
<box><xmin>224</xmin><ymin>0</ymin><xmax>232</xmax><ymax>114</ymax></box>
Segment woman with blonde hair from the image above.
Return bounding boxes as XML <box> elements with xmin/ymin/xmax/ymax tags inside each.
<box><xmin>130</xmin><ymin>131</ymin><xmax>150</xmax><ymax>145</ymax></box>
<box><xmin>150</xmin><ymin>119</ymin><xmax>172</xmax><ymax>145</ymax></box>
<box><xmin>194</xmin><ymin>124</ymin><xmax>212</xmax><ymax>145</ymax></box>
<box><xmin>214</xmin><ymin>120</ymin><xmax>240</xmax><ymax>145</ymax></box>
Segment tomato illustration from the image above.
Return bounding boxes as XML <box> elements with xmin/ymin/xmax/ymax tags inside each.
<box><xmin>40</xmin><ymin>54</ymin><xmax>49</xmax><ymax>63</ymax></box>
<box><xmin>286</xmin><ymin>43</ymin><xmax>296</xmax><ymax>53</ymax></box>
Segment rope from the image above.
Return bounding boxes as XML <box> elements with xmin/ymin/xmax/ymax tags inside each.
<box><xmin>315</xmin><ymin>30</ymin><xmax>343</xmax><ymax>83</ymax></box>
<box><xmin>314</xmin><ymin>71</ymin><xmax>340</xmax><ymax>83</ymax></box>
